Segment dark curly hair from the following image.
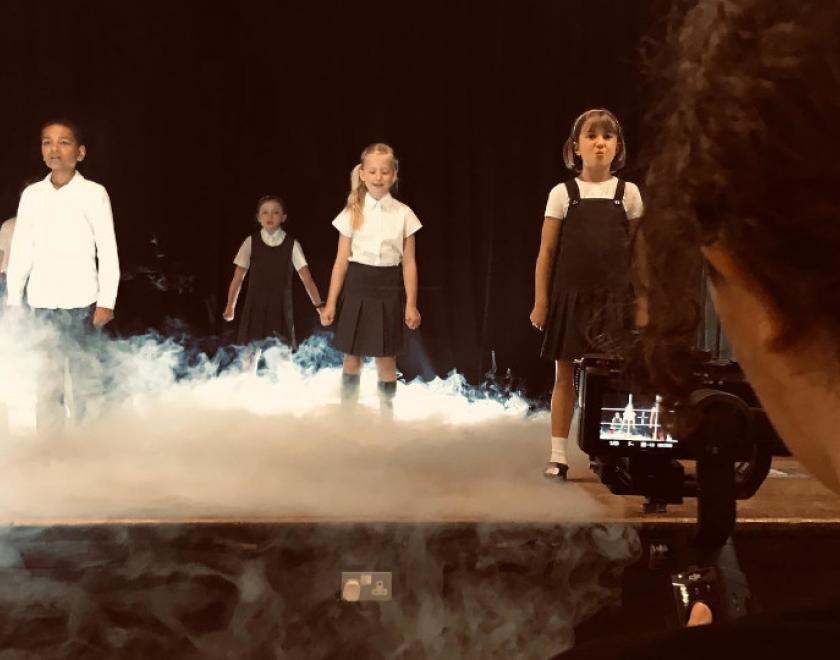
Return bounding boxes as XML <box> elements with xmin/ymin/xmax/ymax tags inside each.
<box><xmin>635</xmin><ymin>0</ymin><xmax>840</xmax><ymax>392</ymax></box>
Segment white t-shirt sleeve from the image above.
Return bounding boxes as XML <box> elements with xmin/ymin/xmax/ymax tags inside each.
<box><xmin>404</xmin><ymin>207</ymin><xmax>422</xmax><ymax>237</ymax></box>
<box><xmin>544</xmin><ymin>183</ymin><xmax>569</xmax><ymax>219</ymax></box>
<box><xmin>292</xmin><ymin>240</ymin><xmax>308</xmax><ymax>270</ymax></box>
<box><xmin>233</xmin><ymin>236</ymin><xmax>252</xmax><ymax>269</ymax></box>
<box><xmin>623</xmin><ymin>182</ymin><xmax>644</xmax><ymax>219</ymax></box>
<box><xmin>332</xmin><ymin>210</ymin><xmax>353</xmax><ymax>237</ymax></box>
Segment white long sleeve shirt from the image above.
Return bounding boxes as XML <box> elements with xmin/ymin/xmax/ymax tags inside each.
<box><xmin>5</xmin><ymin>171</ymin><xmax>120</xmax><ymax>309</ymax></box>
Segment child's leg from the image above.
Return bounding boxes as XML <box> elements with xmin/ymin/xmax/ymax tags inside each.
<box><xmin>546</xmin><ymin>360</ymin><xmax>576</xmax><ymax>479</ymax></box>
<box><xmin>375</xmin><ymin>356</ymin><xmax>397</xmax><ymax>414</ymax></box>
<box><xmin>341</xmin><ymin>354</ymin><xmax>362</xmax><ymax>403</ymax></box>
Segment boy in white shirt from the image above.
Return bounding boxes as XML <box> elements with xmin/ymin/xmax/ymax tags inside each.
<box><xmin>5</xmin><ymin>119</ymin><xmax>120</xmax><ymax>431</ymax></box>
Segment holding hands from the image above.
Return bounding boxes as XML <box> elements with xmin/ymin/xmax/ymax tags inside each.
<box><xmin>319</xmin><ymin>303</ymin><xmax>335</xmax><ymax>326</ymax></box>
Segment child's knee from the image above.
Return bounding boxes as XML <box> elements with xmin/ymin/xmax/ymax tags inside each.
<box><xmin>343</xmin><ymin>355</ymin><xmax>362</xmax><ymax>373</ymax></box>
<box><xmin>554</xmin><ymin>364</ymin><xmax>575</xmax><ymax>388</ymax></box>
<box><xmin>374</xmin><ymin>357</ymin><xmax>396</xmax><ymax>379</ymax></box>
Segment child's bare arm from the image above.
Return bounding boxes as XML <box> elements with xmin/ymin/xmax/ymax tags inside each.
<box><xmin>296</xmin><ymin>266</ymin><xmax>323</xmax><ymax>307</ymax></box>
<box><xmin>402</xmin><ymin>234</ymin><xmax>420</xmax><ymax>329</ymax></box>
<box><xmin>530</xmin><ymin>216</ymin><xmax>562</xmax><ymax>329</ymax></box>
<box><xmin>223</xmin><ymin>266</ymin><xmax>247</xmax><ymax>321</ymax></box>
<box><xmin>320</xmin><ymin>235</ymin><xmax>352</xmax><ymax>326</ymax></box>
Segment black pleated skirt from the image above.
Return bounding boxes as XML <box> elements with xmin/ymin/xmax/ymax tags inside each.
<box><xmin>332</xmin><ymin>262</ymin><xmax>405</xmax><ymax>357</ymax></box>
<box><xmin>540</xmin><ymin>287</ymin><xmax>633</xmax><ymax>361</ymax></box>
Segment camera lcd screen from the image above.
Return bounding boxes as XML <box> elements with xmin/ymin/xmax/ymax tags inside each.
<box><xmin>599</xmin><ymin>392</ymin><xmax>677</xmax><ymax>449</ymax></box>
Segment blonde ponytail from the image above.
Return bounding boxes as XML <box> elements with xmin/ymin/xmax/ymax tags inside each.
<box><xmin>347</xmin><ymin>163</ymin><xmax>366</xmax><ymax>231</ymax></box>
<box><xmin>344</xmin><ymin>142</ymin><xmax>399</xmax><ymax>231</ymax></box>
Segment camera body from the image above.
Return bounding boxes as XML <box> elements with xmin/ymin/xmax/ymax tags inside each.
<box><xmin>576</xmin><ymin>353</ymin><xmax>785</xmax><ymax>460</ymax></box>
<box><xmin>576</xmin><ymin>353</ymin><xmax>787</xmax><ymax>622</ymax></box>
<box><xmin>575</xmin><ymin>353</ymin><xmax>789</xmax><ymax>541</ymax></box>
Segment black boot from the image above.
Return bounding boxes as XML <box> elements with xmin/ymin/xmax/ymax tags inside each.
<box><xmin>377</xmin><ymin>380</ymin><xmax>397</xmax><ymax>418</ymax></box>
<box><xmin>341</xmin><ymin>372</ymin><xmax>360</xmax><ymax>405</ymax></box>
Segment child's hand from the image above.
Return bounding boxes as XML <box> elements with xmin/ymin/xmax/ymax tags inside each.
<box><xmin>530</xmin><ymin>301</ymin><xmax>548</xmax><ymax>331</ymax></box>
<box><xmin>92</xmin><ymin>307</ymin><xmax>115</xmax><ymax>327</ymax></box>
<box><xmin>405</xmin><ymin>305</ymin><xmax>421</xmax><ymax>330</ymax></box>
<box><xmin>223</xmin><ymin>306</ymin><xmax>234</xmax><ymax>322</ymax></box>
<box><xmin>320</xmin><ymin>304</ymin><xmax>335</xmax><ymax>326</ymax></box>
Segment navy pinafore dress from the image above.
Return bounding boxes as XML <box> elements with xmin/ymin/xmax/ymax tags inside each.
<box><xmin>237</xmin><ymin>230</ymin><xmax>296</xmax><ymax>347</ymax></box>
<box><xmin>540</xmin><ymin>178</ymin><xmax>634</xmax><ymax>361</ymax></box>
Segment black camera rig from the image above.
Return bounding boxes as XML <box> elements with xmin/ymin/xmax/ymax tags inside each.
<box><xmin>576</xmin><ymin>353</ymin><xmax>790</xmax><ymax>547</ymax></box>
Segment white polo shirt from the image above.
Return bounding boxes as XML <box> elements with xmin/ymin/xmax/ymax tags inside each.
<box><xmin>5</xmin><ymin>171</ymin><xmax>120</xmax><ymax>309</ymax></box>
<box><xmin>332</xmin><ymin>193</ymin><xmax>422</xmax><ymax>267</ymax></box>
<box><xmin>545</xmin><ymin>177</ymin><xmax>644</xmax><ymax>220</ymax></box>
<box><xmin>233</xmin><ymin>227</ymin><xmax>308</xmax><ymax>271</ymax></box>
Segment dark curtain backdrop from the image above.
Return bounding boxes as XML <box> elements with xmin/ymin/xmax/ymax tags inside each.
<box><xmin>0</xmin><ymin>0</ymin><xmax>670</xmax><ymax>397</ymax></box>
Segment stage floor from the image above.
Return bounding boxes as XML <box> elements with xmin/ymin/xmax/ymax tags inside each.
<box><xmin>1</xmin><ymin>454</ymin><xmax>836</xmax><ymax>658</ymax></box>
<box><xmin>3</xmin><ymin>457</ymin><xmax>836</xmax><ymax>527</ymax></box>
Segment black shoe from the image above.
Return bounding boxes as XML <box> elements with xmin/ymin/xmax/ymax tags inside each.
<box><xmin>377</xmin><ymin>380</ymin><xmax>396</xmax><ymax>418</ymax></box>
<box><xmin>543</xmin><ymin>462</ymin><xmax>569</xmax><ymax>481</ymax></box>
<box><xmin>341</xmin><ymin>373</ymin><xmax>361</xmax><ymax>404</ymax></box>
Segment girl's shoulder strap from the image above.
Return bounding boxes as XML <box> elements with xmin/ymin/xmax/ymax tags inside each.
<box><xmin>564</xmin><ymin>178</ymin><xmax>581</xmax><ymax>203</ymax></box>
<box><xmin>613</xmin><ymin>178</ymin><xmax>626</xmax><ymax>203</ymax></box>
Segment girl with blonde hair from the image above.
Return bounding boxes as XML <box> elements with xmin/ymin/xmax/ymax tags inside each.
<box><xmin>320</xmin><ymin>143</ymin><xmax>422</xmax><ymax>412</ymax></box>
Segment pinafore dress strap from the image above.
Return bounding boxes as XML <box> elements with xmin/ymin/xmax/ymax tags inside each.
<box><xmin>612</xmin><ymin>179</ymin><xmax>626</xmax><ymax>206</ymax></box>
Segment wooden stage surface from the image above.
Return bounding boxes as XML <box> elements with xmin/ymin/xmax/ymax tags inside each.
<box><xmin>4</xmin><ymin>458</ymin><xmax>836</xmax><ymax>528</ymax></box>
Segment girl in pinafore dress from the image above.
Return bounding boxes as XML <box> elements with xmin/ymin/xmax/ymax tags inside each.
<box><xmin>320</xmin><ymin>143</ymin><xmax>421</xmax><ymax>413</ymax></box>
<box><xmin>223</xmin><ymin>195</ymin><xmax>323</xmax><ymax>355</ymax></box>
<box><xmin>531</xmin><ymin>109</ymin><xmax>644</xmax><ymax>480</ymax></box>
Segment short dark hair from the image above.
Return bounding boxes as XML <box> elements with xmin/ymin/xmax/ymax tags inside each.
<box><xmin>256</xmin><ymin>194</ymin><xmax>286</xmax><ymax>214</ymax></box>
<box><xmin>40</xmin><ymin>118</ymin><xmax>84</xmax><ymax>145</ymax></box>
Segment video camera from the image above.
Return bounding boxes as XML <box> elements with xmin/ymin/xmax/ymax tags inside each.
<box><xmin>575</xmin><ymin>353</ymin><xmax>792</xmax><ymax>623</ymax></box>
<box><xmin>576</xmin><ymin>353</ymin><xmax>790</xmax><ymax>547</ymax></box>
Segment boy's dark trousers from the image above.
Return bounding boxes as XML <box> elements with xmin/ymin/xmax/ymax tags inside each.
<box><xmin>32</xmin><ymin>305</ymin><xmax>106</xmax><ymax>433</ymax></box>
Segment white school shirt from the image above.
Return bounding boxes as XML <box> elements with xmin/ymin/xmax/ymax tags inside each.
<box><xmin>332</xmin><ymin>193</ymin><xmax>422</xmax><ymax>266</ymax></box>
<box><xmin>0</xmin><ymin>217</ymin><xmax>15</xmax><ymax>273</ymax></box>
<box><xmin>6</xmin><ymin>171</ymin><xmax>120</xmax><ymax>309</ymax></box>
<box><xmin>544</xmin><ymin>177</ymin><xmax>644</xmax><ymax>220</ymax></box>
<box><xmin>233</xmin><ymin>227</ymin><xmax>308</xmax><ymax>271</ymax></box>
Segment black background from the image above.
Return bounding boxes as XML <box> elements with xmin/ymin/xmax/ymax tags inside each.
<box><xmin>0</xmin><ymin>0</ymin><xmax>669</xmax><ymax>396</ymax></box>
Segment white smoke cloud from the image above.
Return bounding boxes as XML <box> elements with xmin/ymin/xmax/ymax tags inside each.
<box><xmin>0</xmin><ymin>318</ymin><xmax>643</xmax><ymax>658</ymax></box>
<box><xmin>0</xmin><ymin>322</ymin><xmax>604</xmax><ymax>523</ymax></box>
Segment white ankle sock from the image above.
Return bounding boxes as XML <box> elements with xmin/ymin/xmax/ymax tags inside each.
<box><xmin>550</xmin><ymin>436</ymin><xmax>568</xmax><ymax>465</ymax></box>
